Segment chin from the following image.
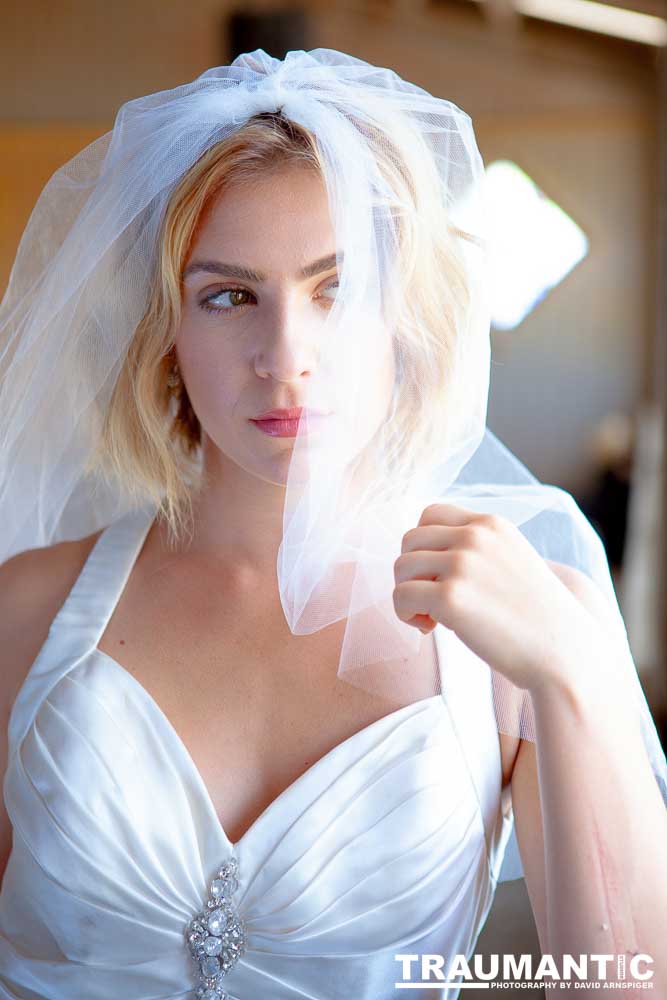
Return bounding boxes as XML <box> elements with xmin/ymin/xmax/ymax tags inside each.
<box><xmin>232</xmin><ymin>449</ymin><xmax>298</xmax><ymax>490</ymax></box>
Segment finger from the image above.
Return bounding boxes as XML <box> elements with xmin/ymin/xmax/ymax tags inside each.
<box><xmin>400</xmin><ymin>524</ymin><xmax>461</xmax><ymax>555</ymax></box>
<box><xmin>406</xmin><ymin>612</ymin><xmax>437</xmax><ymax>634</ymax></box>
<box><xmin>393</xmin><ymin>578</ymin><xmax>449</xmax><ymax>625</ymax></box>
<box><xmin>418</xmin><ymin>502</ymin><xmax>477</xmax><ymax>528</ymax></box>
<box><xmin>408</xmin><ymin>615</ymin><xmax>438</xmax><ymax>635</ymax></box>
<box><xmin>394</xmin><ymin>549</ymin><xmax>447</xmax><ymax>586</ymax></box>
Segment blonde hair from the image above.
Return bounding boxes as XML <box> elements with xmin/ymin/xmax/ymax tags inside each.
<box><xmin>91</xmin><ymin>108</ymin><xmax>475</xmax><ymax>544</ymax></box>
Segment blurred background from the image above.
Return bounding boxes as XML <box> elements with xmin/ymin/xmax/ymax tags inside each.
<box><xmin>2</xmin><ymin>0</ymin><xmax>666</xmax><ymax>992</ymax></box>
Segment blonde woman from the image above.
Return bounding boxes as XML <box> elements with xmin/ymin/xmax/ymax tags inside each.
<box><xmin>0</xmin><ymin>49</ymin><xmax>666</xmax><ymax>1000</ymax></box>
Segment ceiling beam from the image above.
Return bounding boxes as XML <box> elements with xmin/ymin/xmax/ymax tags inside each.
<box><xmin>516</xmin><ymin>0</ymin><xmax>667</xmax><ymax>47</ymax></box>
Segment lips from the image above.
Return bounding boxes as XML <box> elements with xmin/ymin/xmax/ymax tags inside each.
<box><xmin>250</xmin><ymin>406</ymin><xmax>330</xmax><ymax>438</ymax></box>
<box><xmin>253</xmin><ymin>406</ymin><xmax>324</xmax><ymax>420</ymax></box>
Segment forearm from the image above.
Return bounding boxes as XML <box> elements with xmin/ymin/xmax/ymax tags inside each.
<box><xmin>531</xmin><ymin>659</ymin><xmax>667</xmax><ymax>997</ymax></box>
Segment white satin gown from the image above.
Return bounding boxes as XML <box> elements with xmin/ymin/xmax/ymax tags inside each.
<box><xmin>0</xmin><ymin>506</ymin><xmax>518</xmax><ymax>999</ymax></box>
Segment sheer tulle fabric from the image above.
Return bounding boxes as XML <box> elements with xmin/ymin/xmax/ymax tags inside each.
<box><xmin>0</xmin><ymin>48</ymin><xmax>665</xmax><ymax>815</ymax></box>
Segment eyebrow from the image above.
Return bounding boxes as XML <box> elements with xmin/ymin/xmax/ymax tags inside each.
<box><xmin>181</xmin><ymin>252</ymin><xmax>341</xmax><ymax>283</ymax></box>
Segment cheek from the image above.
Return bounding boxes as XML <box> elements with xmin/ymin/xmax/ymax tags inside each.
<box><xmin>174</xmin><ymin>324</ymin><xmax>241</xmax><ymax>421</ymax></box>
<box><xmin>324</xmin><ymin>330</ymin><xmax>395</xmax><ymax>447</ymax></box>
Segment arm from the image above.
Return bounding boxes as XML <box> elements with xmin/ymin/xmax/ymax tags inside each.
<box><xmin>510</xmin><ymin>562</ymin><xmax>667</xmax><ymax>995</ymax></box>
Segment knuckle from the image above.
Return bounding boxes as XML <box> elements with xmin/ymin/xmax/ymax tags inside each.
<box><xmin>392</xmin><ymin>583</ymin><xmax>409</xmax><ymax>618</ymax></box>
<box><xmin>438</xmin><ymin>574</ymin><xmax>466</xmax><ymax>609</ymax></box>
<box><xmin>478</xmin><ymin>512</ymin><xmax>504</xmax><ymax>533</ymax></box>
<box><xmin>419</xmin><ymin>503</ymin><xmax>441</xmax><ymax>524</ymax></box>
<box><xmin>448</xmin><ymin>548</ymin><xmax>472</xmax><ymax>577</ymax></box>
<box><xmin>464</xmin><ymin>523</ymin><xmax>487</xmax><ymax>549</ymax></box>
<box><xmin>401</xmin><ymin>527</ymin><xmax>418</xmax><ymax>553</ymax></box>
<box><xmin>393</xmin><ymin>552</ymin><xmax>408</xmax><ymax>579</ymax></box>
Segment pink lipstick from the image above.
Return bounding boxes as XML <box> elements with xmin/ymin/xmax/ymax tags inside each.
<box><xmin>250</xmin><ymin>406</ymin><xmax>329</xmax><ymax>438</ymax></box>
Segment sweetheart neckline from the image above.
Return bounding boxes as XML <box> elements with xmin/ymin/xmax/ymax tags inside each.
<box><xmin>90</xmin><ymin>645</ymin><xmax>446</xmax><ymax>852</ymax></box>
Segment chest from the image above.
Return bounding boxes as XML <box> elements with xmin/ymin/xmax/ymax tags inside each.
<box><xmin>96</xmin><ymin>571</ymin><xmax>448</xmax><ymax>844</ymax></box>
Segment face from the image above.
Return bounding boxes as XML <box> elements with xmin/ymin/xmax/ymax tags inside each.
<box><xmin>176</xmin><ymin>165</ymin><xmax>395</xmax><ymax>488</ymax></box>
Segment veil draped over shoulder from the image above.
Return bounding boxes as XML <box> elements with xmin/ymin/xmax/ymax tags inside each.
<box><xmin>1</xmin><ymin>48</ymin><xmax>665</xmax><ymax>887</ymax></box>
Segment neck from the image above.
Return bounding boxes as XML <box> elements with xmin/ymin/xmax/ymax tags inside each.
<box><xmin>178</xmin><ymin>438</ymin><xmax>288</xmax><ymax>580</ymax></box>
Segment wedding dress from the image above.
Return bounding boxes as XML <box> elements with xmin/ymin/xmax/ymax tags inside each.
<box><xmin>0</xmin><ymin>505</ymin><xmax>516</xmax><ymax>999</ymax></box>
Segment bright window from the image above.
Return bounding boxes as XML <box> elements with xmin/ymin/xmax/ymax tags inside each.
<box><xmin>484</xmin><ymin>159</ymin><xmax>589</xmax><ymax>331</ymax></box>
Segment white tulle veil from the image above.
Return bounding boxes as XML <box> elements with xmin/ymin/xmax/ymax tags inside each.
<box><xmin>1</xmin><ymin>48</ymin><xmax>665</xmax><ymax>886</ymax></box>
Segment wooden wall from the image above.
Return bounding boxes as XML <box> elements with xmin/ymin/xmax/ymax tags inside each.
<box><xmin>0</xmin><ymin>0</ymin><xmax>661</xmax><ymax>495</ymax></box>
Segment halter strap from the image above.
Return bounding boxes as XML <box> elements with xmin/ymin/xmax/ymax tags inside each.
<box><xmin>7</xmin><ymin>505</ymin><xmax>156</xmax><ymax>756</ymax></box>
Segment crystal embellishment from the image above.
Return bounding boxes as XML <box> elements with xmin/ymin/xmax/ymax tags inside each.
<box><xmin>185</xmin><ymin>856</ymin><xmax>246</xmax><ymax>998</ymax></box>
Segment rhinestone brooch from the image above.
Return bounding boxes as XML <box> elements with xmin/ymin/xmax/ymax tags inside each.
<box><xmin>185</xmin><ymin>855</ymin><xmax>247</xmax><ymax>999</ymax></box>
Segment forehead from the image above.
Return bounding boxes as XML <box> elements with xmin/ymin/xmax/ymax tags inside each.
<box><xmin>189</xmin><ymin>166</ymin><xmax>336</xmax><ymax>270</ymax></box>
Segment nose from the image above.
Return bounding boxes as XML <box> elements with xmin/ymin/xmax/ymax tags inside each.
<box><xmin>253</xmin><ymin>295</ymin><xmax>319</xmax><ymax>382</ymax></box>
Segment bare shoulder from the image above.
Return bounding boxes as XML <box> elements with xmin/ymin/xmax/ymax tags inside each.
<box><xmin>0</xmin><ymin>528</ymin><xmax>103</xmax><ymax>883</ymax></box>
<box><xmin>0</xmin><ymin>530</ymin><xmax>105</xmax><ymax>678</ymax></box>
<box><xmin>545</xmin><ymin>558</ymin><xmax>621</xmax><ymax>629</ymax></box>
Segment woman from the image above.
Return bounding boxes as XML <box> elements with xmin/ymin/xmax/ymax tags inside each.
<box><xmin>0</xmin><ymin>48</ymin><xmax>666</xmax><ymax>1000</ymax></box>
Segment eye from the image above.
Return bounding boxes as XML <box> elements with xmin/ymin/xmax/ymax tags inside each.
<box><xmin>199</xmin><ymin>287</ymin><xmax>256</xmax><ymax>315</ymax></box>
<box><xmin>318</xmin><ymin>279</ymin><xmax>339</xmax><ymax>305</ymax></box>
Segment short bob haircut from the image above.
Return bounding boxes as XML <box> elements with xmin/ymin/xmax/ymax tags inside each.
<box><xmin>91</xmin><ymin>109</ymin><xmax>476</xmax><ymax>545</ymax></box>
